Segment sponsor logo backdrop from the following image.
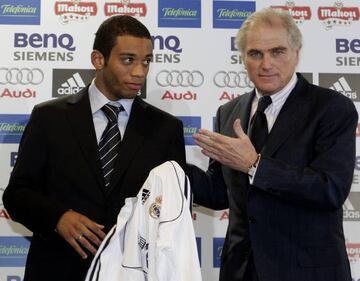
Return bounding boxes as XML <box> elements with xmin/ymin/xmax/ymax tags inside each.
<box><xmin>0</xmin><ymin>0</ymin><xmax>360</xmax><ymax>280</ymax></box>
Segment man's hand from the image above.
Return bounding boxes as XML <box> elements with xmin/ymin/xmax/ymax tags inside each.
<box><xmin>56</xmin><ymin>210</ymin><xmax>106</xmax><ymax>259</ymax></box>
<box><xmin>192</xmin><ymin>119</ymin><xmax>258</xmax><ymax>172</ymax></box>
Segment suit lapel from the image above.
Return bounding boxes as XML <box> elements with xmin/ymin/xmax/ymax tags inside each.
<box><xmin>106</xmin><ymin>97</ymin><xmax>147</xmax><ymax>193</ymax></box>
<box><xmin>240</xmin><ymin>91</ymin><xmax>255</xmax><ymax>134</ymax></box>
<box><xmin>222</xmin><ymin>91</ymin><xmax>254</xmax><ymax>137</ymax></box>
<box><xmin>65</xmin><ymin>88</ymin><xmax>105</xmax><ymax>190</ymax></box>
<box><xmin>262</xmin><ymin>74</ymin><xmax>310</xmax><ymax>156</ymax></box>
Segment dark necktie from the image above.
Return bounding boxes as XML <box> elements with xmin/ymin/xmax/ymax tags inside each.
<box><xmin>99</xmin><ymin>104</ymin><xmax>123</xmax><ymax>187</ymax></box>
<box><xmin>249</xmin><ymin>95</ymin><xmax>272</xmax><ymax>152</ymax></box>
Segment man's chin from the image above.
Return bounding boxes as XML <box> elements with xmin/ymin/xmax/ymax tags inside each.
<box><xmin>116</xmin><ymin>92</ymin><xmax>139</xmax><ymax>99</ymax></box>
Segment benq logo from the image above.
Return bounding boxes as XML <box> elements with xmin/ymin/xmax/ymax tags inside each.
<box><xmin>151</xmin><ymin>35</ymin><xmax>182</xmax><ymax>64</ymax></box>
<box><xmin>13</xmin><ymin>33</ymin><xmax>76</xmax><ymax>62</ymax></box>
<box><xmin>14</xmin><ymin>33</ymin><xmax>76</xmax><ymax>51</ymax></box>
<box><xmin>152</xmin><ymin>35</ymin><xmax>182</xmax><ymax>53</ymax></box>
<box><xmin>336</xmin><ymin>39</ymin><xmax>360</xmax><ymax>53</ymax></box>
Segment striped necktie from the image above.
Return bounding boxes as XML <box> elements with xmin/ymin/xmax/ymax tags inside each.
<box><xmin>99</xmin><ymin>104</ymin><xmax>123</xmax><ymax>187</ymax></box>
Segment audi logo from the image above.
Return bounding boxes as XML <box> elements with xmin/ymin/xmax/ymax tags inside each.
<box><xmin>0</xmin><ymin>68</ymin><xmax>44</xmax><ymax>85</ymax></box>
<box><xmin>213</xmin><ymin>71</ymin><xmax>254</xmax><ymax>88</ymax></box>
<box><xmin>156</xmin><ymin>70</ymin><xmax>204</xmax><ymax>87</ymax></box>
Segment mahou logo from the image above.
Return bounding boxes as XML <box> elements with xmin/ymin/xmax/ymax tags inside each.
<box><xmin>55</xmin><ymin>0</ymin><xmax>98</xmax><ymax>24</ymax></box>
<box><xmin>318</xmin><ymin>1</ymin><xmax>359</xmax><ymax>30</ymax></box>
<box><xmin>271</xmin><ymin>1</ymin><xmax>311</xmax><ymax>24</ymax></box>
<box><xmin>104</xmin><ymin>0</ymin><xmax>147</xmax><ymax>17</ymax></box>
<box><xmin>346</xmin><ymin>243</ymin><xmax>360</xmax><ymax>264</ymax></box>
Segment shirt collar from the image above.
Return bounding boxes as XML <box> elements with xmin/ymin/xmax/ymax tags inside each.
<box><xmin>89</xmin><ymin>79</ymin><xmax>134</xmax><ymax>116</ymax></box>
<box><xmin>254</xmin><ymin>72</ymin><xmax>298</xmax><ymax>108</ymax></box>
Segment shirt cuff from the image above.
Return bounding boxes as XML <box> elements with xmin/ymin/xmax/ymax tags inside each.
<box><xmin>248</xmin><ymin>154</ymin><xmax>261</xmax><ymax>184</ymax></box>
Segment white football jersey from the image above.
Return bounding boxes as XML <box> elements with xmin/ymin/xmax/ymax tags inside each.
<box><xmin>85</xmin><ymin>161</ymin><xmax>201</xmax><ymax>281</ymax></box>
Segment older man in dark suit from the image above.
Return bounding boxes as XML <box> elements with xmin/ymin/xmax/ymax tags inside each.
<box><xmin>3</xmin><ymin>15</ymin><xmax>185</xmax><ymax>281</ymax></box>
<box><xmin>189</xmin><ymin>8</ymin><xmax>356</xmax><ymax>281</ymax></box>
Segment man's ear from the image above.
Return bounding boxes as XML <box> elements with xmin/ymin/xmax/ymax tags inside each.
<box><xmin>91</xmin><ymin>50</ymin><xmax>104</xmax><ymax>69</ymax></box>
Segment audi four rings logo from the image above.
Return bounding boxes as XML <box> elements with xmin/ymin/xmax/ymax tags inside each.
<box><xmin>0</xmin><ymin>68</ymin><xmax>44</xmax><ymax>85</ymax></box>
<box><xmin>214</xmin><ymin>71</ymin><xmax>253</xmax><ymax>88</ymax></box>
<box><xmin>156</xmin><ymin>70</ymin><xmax>204</xmax><ymax>87</ymax></box>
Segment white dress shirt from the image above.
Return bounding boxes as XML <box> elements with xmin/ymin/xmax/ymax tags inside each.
<box><xmin>88</xmin><ymin>80</ymin><xmax>134</xmax><ymax>143</ymax></box>
<box><xmin>248</xmin><ymin>73</ymin><xmax>298</xmax><ymax>181</ymax></box>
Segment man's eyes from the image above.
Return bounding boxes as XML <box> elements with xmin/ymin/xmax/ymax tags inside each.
<box><xmin>121</xmin><ymin>57</ymin><xmax>152</xmax><ymax>65</ymax></box>
<box><xmin>122</xmin><ymin>57</ymin><xmax>133</xmax><ymax>64</ymax></box>
<box><xmin>248</xmin><ymin>51</ymin><xmax>262</xmax><ymax>58</ymax></box>
<box><xmin>271</xmin><ymin>48</ymin><xmax>286</xmax><ymax>56</ymax></box>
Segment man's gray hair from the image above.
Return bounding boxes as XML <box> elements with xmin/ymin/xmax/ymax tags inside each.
<box><xmin>236</xmin><ymin>8</ymin><xmax>302</xmax><ymax>55</ymax></box>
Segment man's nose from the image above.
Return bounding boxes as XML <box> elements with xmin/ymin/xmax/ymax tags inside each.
<box><xmin>260</xmin><ymin>53</ymin><xmax>273</xmax><ymax>69</ymax></box>
<box><xmin>131</xmin><ymin>63</ymin><xmax>147</xmax><ymax>77</ymax></box>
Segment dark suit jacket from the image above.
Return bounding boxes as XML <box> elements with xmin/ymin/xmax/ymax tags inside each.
<box><xmin>189</xmin><ymin>74</ymin><xmax>357</xmax><ymax>281</ymax></box>
<box><xmin>3</xmin><ymin>87</ymin><xmax>186</xmax><ymax>281</ymax></box>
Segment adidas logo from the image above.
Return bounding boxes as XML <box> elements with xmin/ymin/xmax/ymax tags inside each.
<box><xmin>343</xmin><ymin>198</ymin><xmax>355</xmax><ymax>211</ymax></box>
<box><xmin>57</xmin><ymin>72</ymin><xmax>86</xmax><ymax>96</ymax></box>
<box><xmin>138</xmin><ymin>235</ymin><xmax>148</xmax><ymax>250</ymax></box>
<box><xmin>330</xmin><ymin>76</ymin><xmax>357</xmax><ymax>100</ymax></box>
<box><xmin>343</xmin><ymin>195</ymin><xmax>360</xmax><ymax>220</ymax></box>
<box><xmin>141</xmin><ymin>188</ymin><xmax>150</xmax><ymax>204</ymax></box>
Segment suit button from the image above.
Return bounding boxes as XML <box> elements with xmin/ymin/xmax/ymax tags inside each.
<box><xmin>248</xmin><ymin>216</ymin><xmax>256</xmax><ymax>224</ymax></box>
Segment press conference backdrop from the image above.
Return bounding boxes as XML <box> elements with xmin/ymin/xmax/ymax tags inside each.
<box><xmin>1</xmin><ymin>0</ymin><xmax>360</xmax><ymax>280</ymax></box>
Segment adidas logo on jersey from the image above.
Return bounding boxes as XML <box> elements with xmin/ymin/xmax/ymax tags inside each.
<box><xmin>142</xmin><ymin>188</ymin><xmax>150</xmax><ymax>204</ymax></box>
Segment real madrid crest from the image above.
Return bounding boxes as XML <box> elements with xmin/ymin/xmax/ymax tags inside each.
<box><xmin>149</xmin><ymin>196</ymin><xmax>162</xmax><ymax>219</ymax></box>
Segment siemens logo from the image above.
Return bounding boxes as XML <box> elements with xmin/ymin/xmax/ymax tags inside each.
<box><xmin>152</xmin><ymin>35</ymin><xmax>182</xmax><ymax>64</ymax></box>
<box><xmin>13</xmin><ymin>33</ymin><xmax>76</xmax><ymax>62</ymax></box>
<box><xmin>14</xmin><ymin>33</ymin><xmax>75</xmax><ymax>51</ymax></box>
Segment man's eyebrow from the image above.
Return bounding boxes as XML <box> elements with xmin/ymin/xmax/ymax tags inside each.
<box><xmin>271</xmin><ymin>46</ymin><xmax>287</xmax><ymax>50</ymax></box>
<box><xmin>118</xmin><ymin>53</ymin><xmax>153</xmax><ymax>58</ymax></box>
<box><xmin>247</xmin><ymin>48</ymin><xmax>262</xmax><ymax>53</ymax></box>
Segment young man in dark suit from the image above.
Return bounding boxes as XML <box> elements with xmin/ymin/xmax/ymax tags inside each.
<box><xmin>189</xmin><ymin>8</ymin><xmax>357</xmax><ymax>281</ymax></box>
<box><xmin>3</xmin><ymin>15</ymin><xmax>185</xmax><ymax>281</ymax></box>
